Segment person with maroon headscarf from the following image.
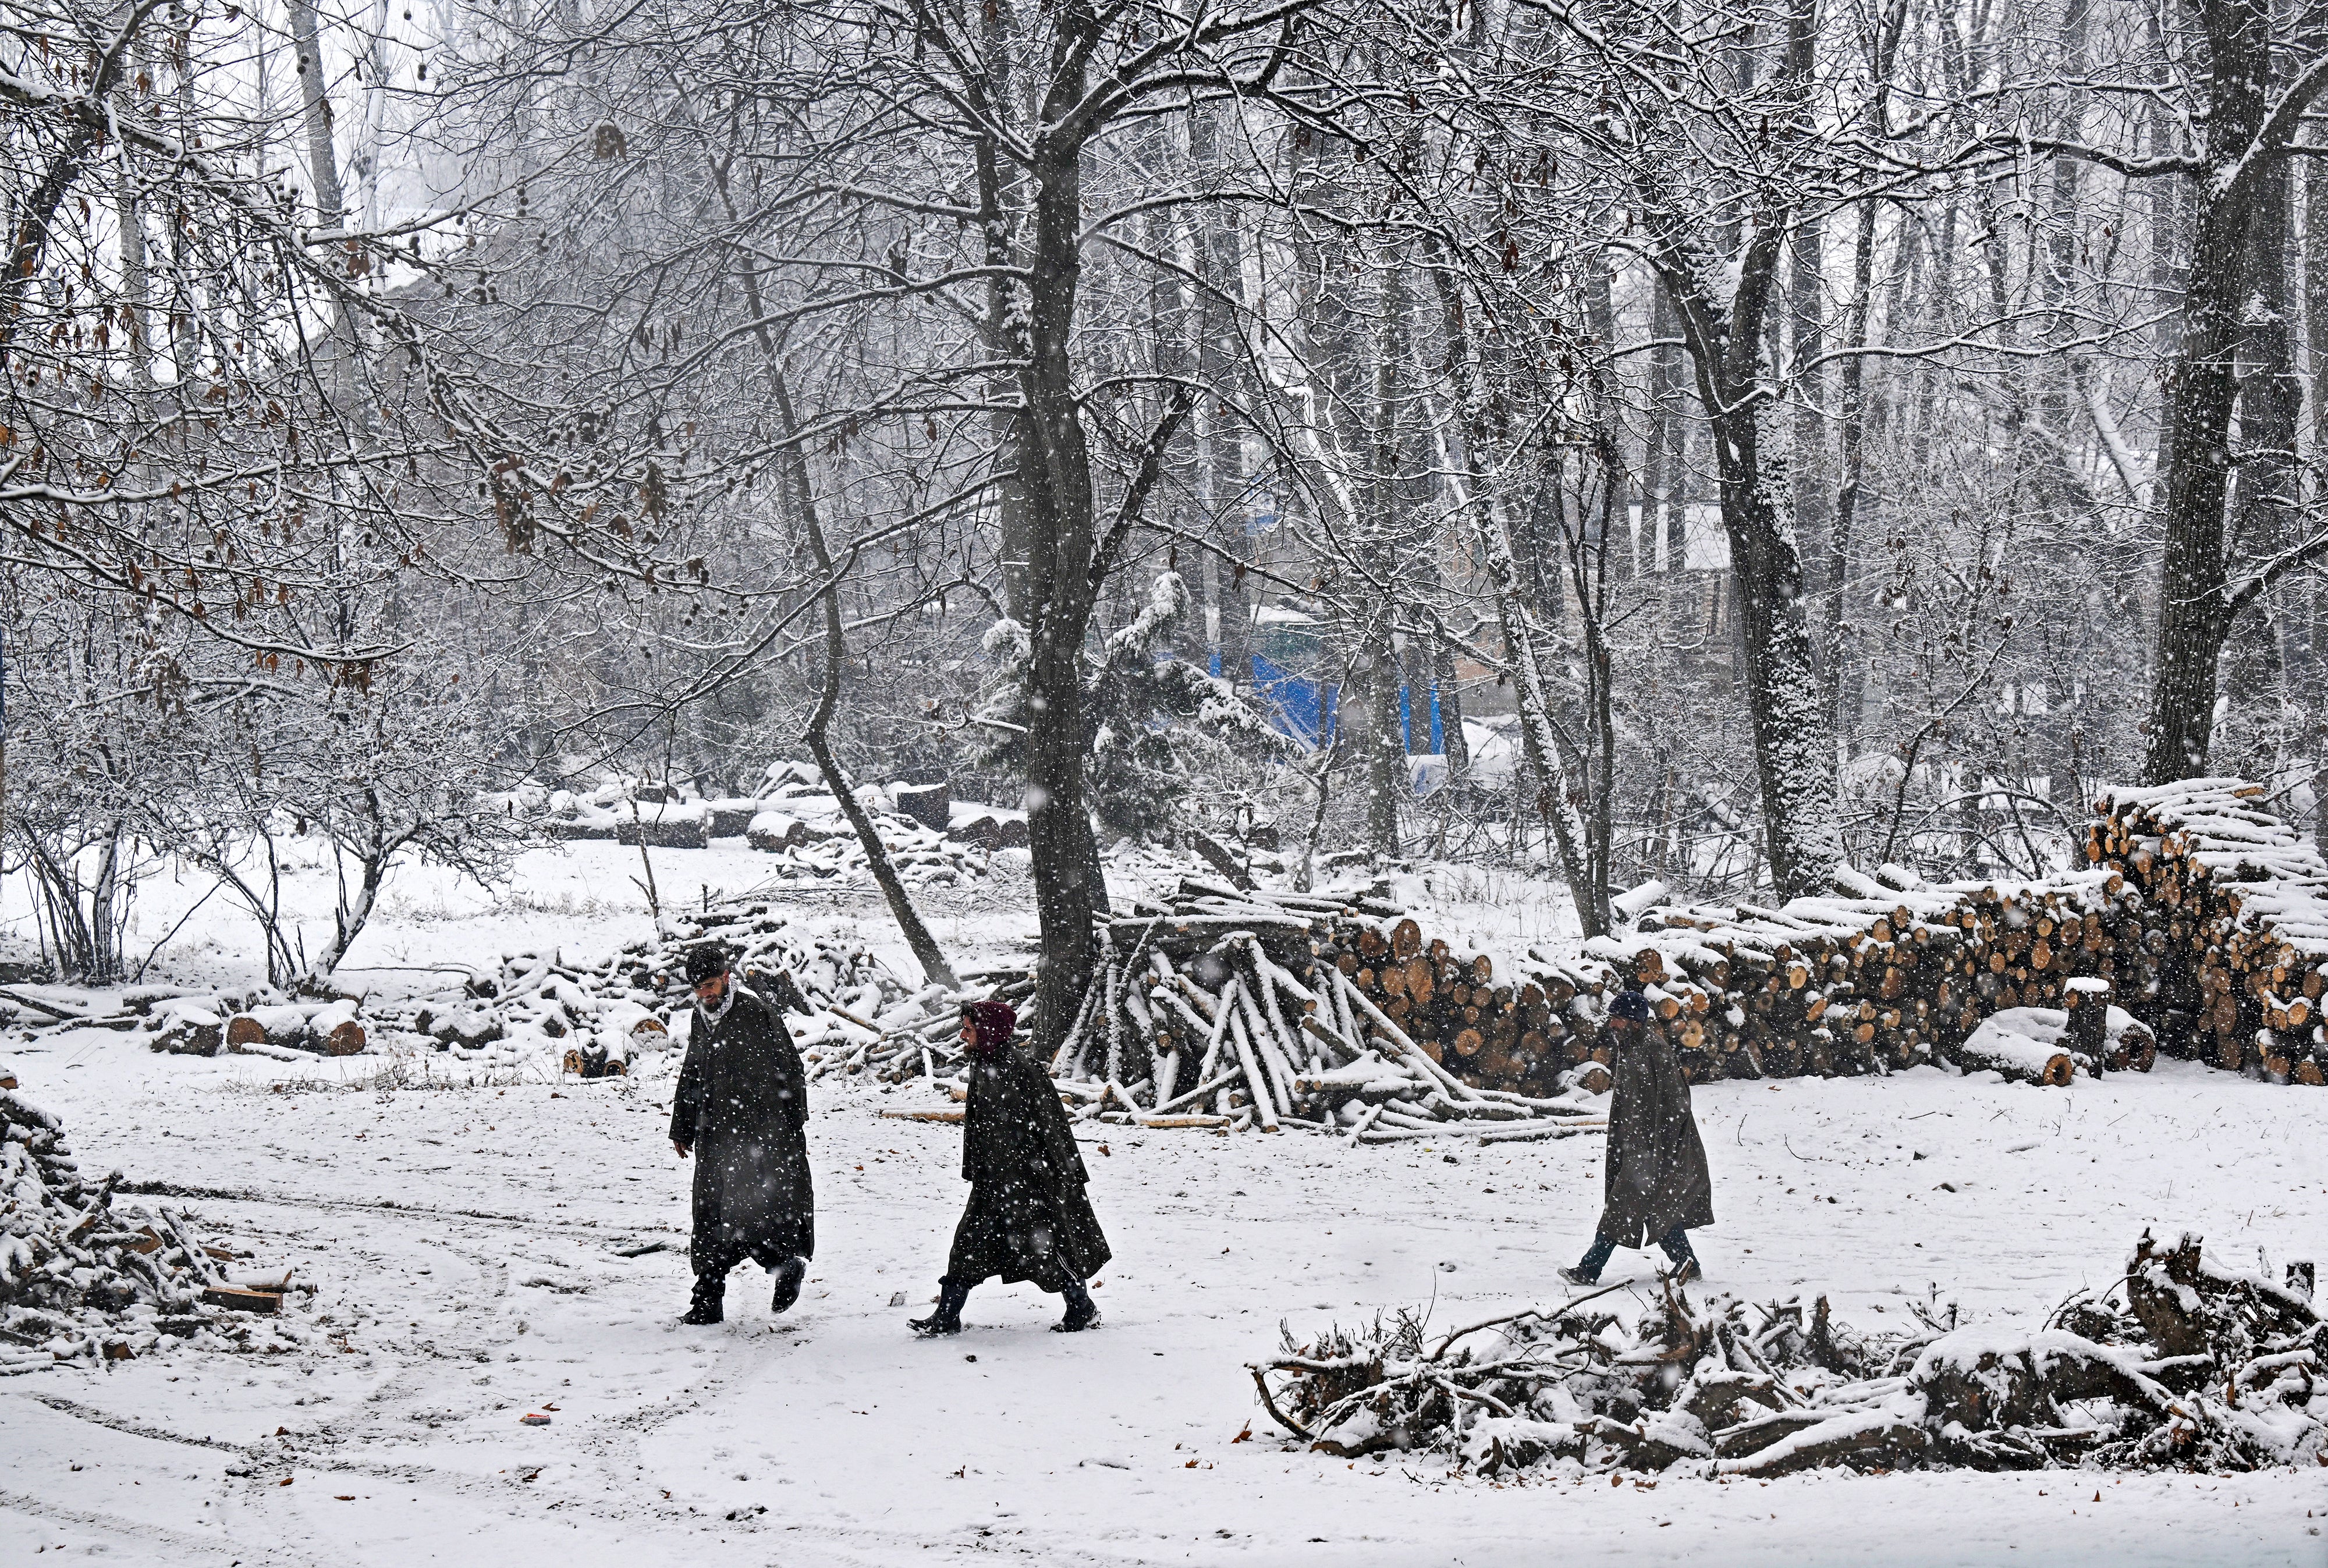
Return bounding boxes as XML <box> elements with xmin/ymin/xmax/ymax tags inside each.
<box><xmin>909</xmin><ymin>999</ymin><xmax>1110</xmax><ymax>1336</ymax></box>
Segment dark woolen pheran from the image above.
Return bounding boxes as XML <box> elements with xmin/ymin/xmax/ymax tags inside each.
<box><xmin>1595</xmin><ymin>1019</ymin><xmax>1715</xmax><ymax>1248</ymax></box>
<box><xmin>946</xmin><ymin>1041</ymin><xmax>1111</xmax><ymax>1291</ymax></box>
<box><xmin>670</xmin><ymin>984</ymin><xmax>815</xmax><ymax>1277</ymax></box>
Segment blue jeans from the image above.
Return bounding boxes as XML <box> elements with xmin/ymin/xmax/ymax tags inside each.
<box><xmin>1577</xmin><ymin>1225</ymin><xmax>1695</xmax><ymax>1279</ymax></box>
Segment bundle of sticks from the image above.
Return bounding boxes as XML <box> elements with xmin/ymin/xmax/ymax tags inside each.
<box><xmin>2088</xmin><ymin>778</ymin><xmax>2328</xmax><ymax>1080</ymax></box>
<box><xmin>1049</xmin><ymin>880</ymin><xmax>1606</xmax><ymax>1138</ymax></box>
<box><xmin>1251</xmin><ymin>1230</ymin><xmax>2326</xmax><ymax>1478</ymax></box>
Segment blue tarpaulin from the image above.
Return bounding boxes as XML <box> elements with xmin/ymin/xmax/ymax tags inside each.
<box><xmin>1254</xmin><ymin>652</ymin><xmax>1437</xmax><ymax>765</ymax></box>
<box><xmin>1253</xmin><ymin>651</ymin><xmax>1336</xmax><ymax>748</ymax></box>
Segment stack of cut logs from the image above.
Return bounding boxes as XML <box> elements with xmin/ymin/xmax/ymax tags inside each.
<box><xmin>2088</xmin><ymin>778</ymin><xmax>2328</xmax><ymax>1081</ymax></box>
<box><xmin>1634</xmin><ymin>868</ymin><xmax>2162</xmax><ymax>1085</ymax></box>
<box><xmin>1066</xmin><ymin>854</ymin><xmax>2187</xmax><ymax>1114</ymax></box>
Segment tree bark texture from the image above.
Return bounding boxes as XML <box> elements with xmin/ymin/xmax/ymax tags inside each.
<box><xmin>1017</xmin><ymin>13</ymin><xmax>1112</xmax><ymax>1058</ymax></box>
<box><xmin>2143</xmin><ymin>0</ymin><xmax>2328</xmax><ymax>783</ymax></box>
<box><xmin>1642</xmin><ymin>191</ymin><xmax>1846</xmax><ymax>897</ymax></box>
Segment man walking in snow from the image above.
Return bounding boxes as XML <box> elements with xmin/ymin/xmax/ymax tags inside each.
<box><xmin>1559</xmin><ymin>988</ymin><xmax>1712</xmax><ymax>1286</ymax></box>
<box><xmin>670</xmin><ymin>942</ymin><xmax>814</xmax><ymax>1325</ymax></box>
<box><xmin>909</xmin><ymin>1000</ymin><xmax>1109</xmax><ymax>1336</ymax></box>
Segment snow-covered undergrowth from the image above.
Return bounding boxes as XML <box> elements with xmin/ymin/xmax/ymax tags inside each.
<box><xmin>1255</xmin><ymin>1229</ymin><xmax>2327</xmax><ymax>1478</ymax></box>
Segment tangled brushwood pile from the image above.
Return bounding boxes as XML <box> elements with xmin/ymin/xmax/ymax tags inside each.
<box><xmin>2089</xmin><ymin>778</ymin><xmax>2328</xmax><ymax>1079</ymax></box>
<box><xmin>2</xmin><ymin>1091</ymin><xmax>293</xmax><ymax>1368</ymax></box>
<box><xmin>1250</xmin><ymin>1231</ymin><xmax>2328</xmax><ymax>1478</ymax></box>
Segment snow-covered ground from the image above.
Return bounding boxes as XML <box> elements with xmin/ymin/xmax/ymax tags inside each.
<box><xmin>5</xmin><ymin>853</ymin><xmax>2328</xmax><ymax>1565</ymax></box>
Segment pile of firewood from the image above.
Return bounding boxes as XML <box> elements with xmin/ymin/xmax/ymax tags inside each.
<box><xmin>93</xmin><ymin>902</ymin><xmax>966</xmax><ymax>1081</ymax></box>
<box><xmin>0</xmin><ymin>1089</ymin><xmax>290</xmax><ymax>1368</ymax></box>
<box><xmin>746</xmin><ymin>809</ymin><xmax>995</xmax><ymax>890</ymax></box>
<box><xmin>1057</xmin><ymin>866</ymin><xmax>2169</xmax><ymax>1116</ymax></box>
<box><xmin>1032</xmin><ymin>880</ymin><xmax>1607</xmax><ymax>1137</ymax></box>
<box><xmin>1631</xmin><ymin>867</ymin><xmax>2162</xmax><ymax>1085</ymax></box>
<box><xmin>146</xmin><ymin>994</ymin><xmax>368</xmax><ymax>1059</ymax></box>
<box><xmin>1251</xmin><ymin>1229</ymin><xmax>2326</xmax><ymax>1477</ymax></box>
<box><xmin>2088</xmin><ymin>778</ymin><xmax>2328</xmax><ymax>1080</ymax></box>
<box><xmin>392</xmin><ymin>906</ymin><xmax>964</xmax><ymax>1078</ymax></box>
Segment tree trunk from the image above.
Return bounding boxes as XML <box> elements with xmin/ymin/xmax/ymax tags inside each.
<box><xmin>1786</xmin><ymin>0</ymin><xmax>1828</xmax><ymax>644</ymax></box>
<box><xmin>1713</xmin><ymin>398</ymin><xmax>1846</xmax><ymax>895</ymax></box>
<box><xmin>2221</xmin><ymin>151</ymin><xmax>2301</xmax><ymax>776</ymax></box>
<box><xmin>1829</xmin><ymin>195</ymin><xmax>1879</xmax><ymax>755</ymax></box>
<box><xmin>1016</xmin><ymin>26</ymin><xmax>1112</xmax><ymax>1057</ymax></box>
<box><xmin>2143</xmin><ymin>0</ymin><xmax>2304</xmax><ymax>783</ymax></box>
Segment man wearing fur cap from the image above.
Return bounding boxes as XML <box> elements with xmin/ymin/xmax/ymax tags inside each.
<box><xmin>670</xmin><ymin>941</ymin><xmax>814</xmax><ymax>1325</ymax></box>
<box><xmin>909</xmin><ymin>999</ymin><xmax>1110</xmax><ymax>1336</ymax></box>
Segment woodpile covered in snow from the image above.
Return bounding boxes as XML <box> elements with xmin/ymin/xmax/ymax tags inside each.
<box><xmin>524</xmin><ymin>761</ymin><xmax>1009</xmax><ymax>889</ymax></box>
<box><xmin>392</xmin><ymin>906</ymin><xmax>962</xmax><ymax>1076</ymax></box>
<box><xmin>2</xmin><ymin>1090</ymin><xmax>294</xmax><ymax>1368</ymax></box>
<box><xmin>1066</xmin><ymin>865</ymin><xmax>2164</xmax><ymax>1116</ymax></box>
<box><xmin>745</xmin><ymin>807</ymin><xmax>993</xmax><ymax>889</ymax></box>
<box><xmin>1042</xmin><ymin>880</ymin><xmax>1608</xmax><ymax>1137</ymax></box>
<box><xmin>1634</xmin><ymin>868</ymin><xmax>2160</xmax><ymax>1084</ymax></box>
<box><xmin>2089</xmin><ymin>778</ymin><xmax>2328</xmax><ymax>1080</ymax></box>
<box><xmin>1251</xmin><ymin>1230</ymin><xmax>2328</xmax><ymax>1478</ymax></box>
<box><xmin>137</xmin><ymin>993</ymin><xmax>368</xmax><ymax>1062</ymax></box>
<box><xmin>91</xmin><ymin>906</ymin><xmax>966</xmax><ymax>1081</ymax></box>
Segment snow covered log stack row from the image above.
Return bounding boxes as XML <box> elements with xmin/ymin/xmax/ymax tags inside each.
<box><xmin>2</xmin><ymin>1090</ymin><xmax>289</xmax><ymax>1367</ymax></box>
<box><xmin>1635</xmin><ymin>869</ymin><xmax>2160</xmax><ymax>1085</ymax></box>
<box><xmin>144</xmin><ymin>995</ymin><xmax>368</xmax><ymax>1060</ymax></box>
<box><xmin>2088</xmin><ymin>778</ymin><xmax>2328</xmax><ymax>1080</ymax></box>
<box><xmin>529</xmin><ymin>763</ymin><xmax>1010</xmax><ymax>890</ymax></box>
<box><xmin>744</xmin><ymin>808</ymin><xmax>995</xmax><ymax>890</ymax></box>
<box><xmin>1252</xmin><ymin>1229</ymin><xmax>2328</xmax><ymax>1478</ymax></box>
<box><xmin>1076</xmin><ymin>858</ymin><xmax>2174</xmax><ymax>1110</ymax></box>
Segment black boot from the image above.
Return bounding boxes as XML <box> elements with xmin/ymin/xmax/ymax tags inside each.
<box><xmin>1053</xmin><ymin>1278</ymin><xmax>1101</xmax><ymax>1333</ymax></box>
<box><xmin>909</xmin><ymin>1276</ymin><xmax>970</xmax><ymax>1336</ymax></box>
<box><xmin>770</xmin><ymin>1255</ymin><xmax>807</xmax><ymax>1314</ymax></box>
<box><xmin>680</xmin><ymin>1275</ymin><xmax>725</xmax><ymax>1326</ymax></box>
<box><xmin>1657</xmin><ymin>1226</ymin><xmax>1701</xmax><ymax>1285</ymax></box>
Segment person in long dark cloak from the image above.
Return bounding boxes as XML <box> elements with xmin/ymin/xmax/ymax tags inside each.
<box><xmin>909</xmin><ymin>1001</ymin><xmax>1110</xmax><ymax>1336</ymax></box>
<box><xmin>1559</xmin><ymin>989</ymin><xmax>1713</xmax><ymax>1286</ymax></box>
<box><xmin>669</xmin><ymin>942</ymin><xmax>815</xmax><ymax>1325</ymax></box>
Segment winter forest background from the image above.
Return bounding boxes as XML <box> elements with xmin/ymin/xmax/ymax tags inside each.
<box><xmin>6</xmin><ymin>0</ymin><xmax>2321</xmax><ymax>1009</ymax></box>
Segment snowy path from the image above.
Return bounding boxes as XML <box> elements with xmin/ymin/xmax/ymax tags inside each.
<box><xmin>6</xmin><ymin>1031</ymin><xmax>2328</xmax><ymax>1566</ymax></box>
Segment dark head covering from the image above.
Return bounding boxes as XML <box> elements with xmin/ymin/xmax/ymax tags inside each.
<box><xmin>961</xmin><ymin>999</ymin><xmax>1017</xmax><ymax>1055</ymax></box>
<box><xmin>684</xmin><ymin>942</ymin><xmax>730</xmax><ymax>987</ymax></box>
<box><xmin>1610</xmin><ymin>989</ymin><xmax>1652</xmax><ymax>1022</ymax></box>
